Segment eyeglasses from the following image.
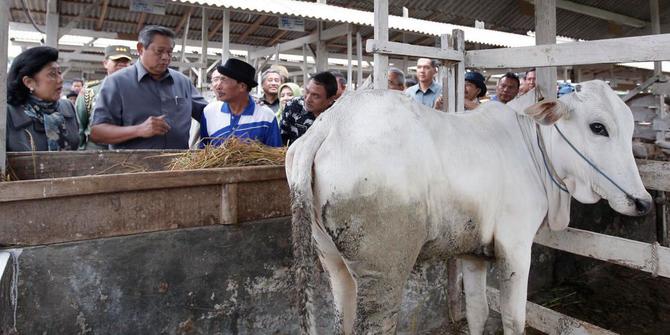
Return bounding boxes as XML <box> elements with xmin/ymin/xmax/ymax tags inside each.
<box><xmin>44</xmin><ymin>69</ymin><xmax>62</xmax><ymax>81</ymax></box>
<box><xmin>148</xmin><ymin>47</ymin><xmax>173</xmax><ymax>58</ymax></box>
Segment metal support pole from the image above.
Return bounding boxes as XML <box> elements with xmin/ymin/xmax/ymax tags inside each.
<box><xmin>535</xmin><ymin>0</ymin><xmax>557</xmax><ymax>101</ymax></box>
<box><xmin>199</xmin><ymin>7</ymin><xmax>208</xmax><ymax>92</ymax></box>
<box><xmin>373</xmin><ymin>0</ymin><xmax>389</xmax><ymax>89</ymax></box>
<box><xmin>221</xmin><ymin>8</ymin><xmax>230</xmax><ymax>62</ymax></box>
<box><xmin>0</xmin><ymin>0</ymin><xmax>9</xmax><ymax>177</ymax></box>
<box><xmin>46</xmin><ymin>0</ymin><xmax>59</xmax><ymax>48</ymax></box>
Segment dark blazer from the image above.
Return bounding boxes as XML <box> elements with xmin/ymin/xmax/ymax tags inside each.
<box><xmin>6</xmin><ymin>99</ymin><xmax>80</xmax><ymax>151</ymax></box>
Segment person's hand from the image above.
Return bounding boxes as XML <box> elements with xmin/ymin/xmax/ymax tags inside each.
<box><xmin>434</xmin><ymin>95</ymin><xmax>444</xmax><ymax>110</ymax></box>
<box><xmin>137</xmin><ymin>115</ymin><xmax>171</xmax><ymax>138</ymax></box>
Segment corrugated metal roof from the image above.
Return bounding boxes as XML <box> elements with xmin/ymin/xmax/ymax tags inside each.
<box><xmin>312</xmin><ymin>0</ymin><xmax>668</xmax><ymax>41</ymax></box>
<box><xmin>177</xmin><ymin>0</ymin><xmax>542</xmax><ymax>47</ymax></box>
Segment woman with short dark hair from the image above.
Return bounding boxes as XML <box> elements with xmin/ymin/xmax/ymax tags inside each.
<box><xmin>6</xmin><ymin>46</ymin><xmax>79</xmax><ymax>151</ymax></box>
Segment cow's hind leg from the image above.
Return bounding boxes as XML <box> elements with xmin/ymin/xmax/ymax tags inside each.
<box><xmin>319</xmin><ymin>252</ymin><xmax>356</xmax><ymax>335</ymax></box>
<box><xmin>350</xmin><ymin>267</ymin><xmax>409</xmax><ymax>335</ymax></box>
<box><xmin>462</xmin><ymin>256</ymin><xmax>489</xmax><ymax>335</ymax></box>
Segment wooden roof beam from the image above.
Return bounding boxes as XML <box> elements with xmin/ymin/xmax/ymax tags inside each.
<box><xmin>96</xmin><ymin>0</ymin><xmax>109</xmax><ymax>31</ymax></box>
<box><xmin>525</xmin><ymin>0</ymin><xmax>648</xmax><ymax>28</ymax></box>
<box><xmin>239</xmin><ymin>15</ymin><xmax>268</xmax><ymax>41</ymax></box>
<box><xmin>175</xmin><ymin>7</ymin><xmax>195</xmax><ymax>34</ymax></box>
<box><xmin>208</xmin><ymin>19</ymin><xmax>223</xmax><ymax>40</ymax></box>
<box><xmin>267</xmin><ymin>30</ymin><xmax>288</xmax><ymax>46</ymax></box>
<box><xmin>136</xmin><ymin>13</ymin><xmax>147</xmax><ymax>33</ymax></box>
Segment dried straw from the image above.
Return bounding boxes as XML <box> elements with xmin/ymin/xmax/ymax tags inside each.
<box><xmin>167</xmin><ymin>137</ymin><xmax>287</xmax><ymax>171</ymax></box>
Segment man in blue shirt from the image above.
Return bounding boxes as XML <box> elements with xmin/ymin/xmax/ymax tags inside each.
<box><xmin>200</xmin><ymin>59</ymin><xmax>281</xmax><ymax>147</ymax></box>
<box><xmin>489</xmin><ymin>72</ymin><xmax>520</xmax><ymax>104</ymax></box>
<box><xmin>404</xmin><ymin>58</ymin><xmax>442</xmax><ymax>108</ymax></box>
<box><xmin>90</xmin><ymin>25</ymin><xmax>207</xmax><ymax>149</ymax></box>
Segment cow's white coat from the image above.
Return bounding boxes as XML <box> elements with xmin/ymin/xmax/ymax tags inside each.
<box><xmin>286</xmin><ymin>80</ymin><xmax>651</xmax><ymax>334</ymax></box>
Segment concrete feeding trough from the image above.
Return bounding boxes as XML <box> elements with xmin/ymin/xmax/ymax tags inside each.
<box><xmin>0</xmin><ymin>151</ymin><xmax>451</xmax><ymax>334</ymax></box>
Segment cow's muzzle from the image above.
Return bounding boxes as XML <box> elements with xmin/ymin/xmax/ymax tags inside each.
<box><xmin>634</xmin><ymin>198</ymin><xmax>652</xmax><ymax>216</ymax></box>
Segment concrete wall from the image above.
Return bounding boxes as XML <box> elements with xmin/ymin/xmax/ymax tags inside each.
<box><xmin>1</xmin><ymin>218</ymin><xmax>451</xmax><ymax>334</ymax></box>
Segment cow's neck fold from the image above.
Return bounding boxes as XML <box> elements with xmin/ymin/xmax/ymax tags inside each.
<box><xmin>515</xmin><ymin>114</ymin><xmax>572</xmax><ymax>231</ymax></box>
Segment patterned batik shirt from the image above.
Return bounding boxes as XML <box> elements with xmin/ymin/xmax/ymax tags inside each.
<box><xmin>280</xmin><ymin>97</ymin><xmax>315</xmax><ymax>146</ymax></box>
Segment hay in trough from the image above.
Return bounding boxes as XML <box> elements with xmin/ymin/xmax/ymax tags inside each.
<box><xmin>166</xmin><ymin>137</ymin><xmax>287</xmax><ymax>170</ymax></box>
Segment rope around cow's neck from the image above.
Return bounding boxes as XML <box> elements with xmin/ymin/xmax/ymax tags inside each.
<box><xmin>552</xmin><ymin>124</ymin><xmax>638</xmax><ymax>202</ymax></box>
<box><xmin>535</xmin><ymin>122</ymin><xmax>638</xmax><ymax>202</ymax></box>
<box><xmin>535</xmin><ymin>124</ymin><xmax>569</xmax><ymax>193</ymax></box>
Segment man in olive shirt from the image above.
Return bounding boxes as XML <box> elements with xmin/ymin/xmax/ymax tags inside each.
<box><xmin>91</xmin><ymin>25</ymin><xmax>207</xmax><ymax>149</ymax></box>
<box><xmin>76</xmin><ymin>45</ymin><xmax>132</xmax><ymax>149</ymax></box>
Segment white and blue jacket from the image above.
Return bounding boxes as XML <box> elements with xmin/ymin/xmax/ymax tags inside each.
<box><xmin>200</xmin><ymin>96</ymin><xmax>282</xmax><ymax>147</ymax></box>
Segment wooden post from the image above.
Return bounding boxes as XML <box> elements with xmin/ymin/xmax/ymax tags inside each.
<box><xmin>441</xmin><ymin>34</ymin><xmax>454</xmax><ymax>113</ymax></box>
<box><xmin>46</xmin><ymin>0</ymin><xmax>59</xmax><ymax>48</ymax></box>
<box><xmin>453</xmin><ymin>30</ymin><xmax>465</xmax><ymax>113</ymax></box>
<box><xmin>373</xmin><ymin>0</ymin><xmax>389</xmax><ymax>89</ymax></box>
<box><xmin>221</xmin><ymin>8</ymin><xmax>230</xmax><ymax>63</ymax></box>
<box><xmin>0</xmin><ymin>0</ymin><xmax>8</xmax><ymax>177</ymax></box>
<box><xmin>302</xmin><ymin>44</ymin><xmax>309</xmax><ymax>85</ymax></box>
<box><xmin>316</xmin><ymin>22</ymin><xmax>328</xmax><ymax>72</ymax></box>
<box><xmin>347</xmin><ymin>24</ymin><xmax>353</xmax><ymax>90</ymax></box>
<box><xmin>198</xmin><ymin>7</ymin><xmax>208</xmax><ymax>92</ymax></box>
<box><xmin>179</xmin><ymin>10</ymin><xmax>192</xmax><ymax>73</ymax></box>
<box><xmin>650</xmin><ymin>0</ymin><xmax>667</xmax><ymax>120</ymax></box>
<box><xmin>535</xmin><ymin>0</ymin><xmax>557</xmax><ymax>101</ymax></box>
<box><xmin>650</xmin><ymin>0</ymin><xmax>668</xmax><ymax>247</ymax></box>
<box><xmin>356</xmin><ymin>31</ymin><xmax>363</xmax><ymax>87</ymax></box>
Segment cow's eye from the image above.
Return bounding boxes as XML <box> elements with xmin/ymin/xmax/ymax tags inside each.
<box><xmin>589</xmin><ymin>122</ymin><xmax>609</xmax><ymax>137</ymax></box>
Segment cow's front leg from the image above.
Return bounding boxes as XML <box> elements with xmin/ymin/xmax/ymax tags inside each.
<box><xmin>462</xmin><ymin>256</ymin><xmax>489</xmax><ymax>334</ymax></box>
<box><xmin>495</xmin><ymin>239</ymin><xmax>532</xmax><ymax>335</ymax></box>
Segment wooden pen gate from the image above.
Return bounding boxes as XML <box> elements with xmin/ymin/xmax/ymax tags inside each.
<box><xmin>366</xmin><ymin>0</ymin><xmax>670</xmax><ymax>333</ymax></box>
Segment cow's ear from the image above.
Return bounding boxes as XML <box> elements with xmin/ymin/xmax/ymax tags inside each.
<box><xmin>524</xmin><ymin>100</ymin><xmax>569</xmax><ymax>126</ymax></box>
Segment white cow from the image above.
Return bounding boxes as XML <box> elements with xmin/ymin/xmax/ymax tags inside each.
<box><xmin>286</xmin><ymin>80</ymin><xmax>652</xmax><ymax>334</ymax></box>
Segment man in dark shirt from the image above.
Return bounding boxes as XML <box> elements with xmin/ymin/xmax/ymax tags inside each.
<box><xmin>280</xmin><ymin>71</ymin><xmax>338</xmax><ymax>146</ymax></box>
<box><xmin>258</xmin><ymin>69</ymin><xmax>283</xmax><ymax>113</ymax></box>
<box><xmin>90</xmin><ymin>25</ymin><xmax>207</xmax><ymax>149</ymax></box>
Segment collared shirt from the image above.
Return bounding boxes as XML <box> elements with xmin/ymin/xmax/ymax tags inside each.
<box><xmin>404</xmin><ymin>82</ymin><xmax>442</xmax><ymax>108</ymax></box>
<box><xmin>280</xmin><ymin>97</ymin><xmax>315</xmax><ymax>146</ymax></box>
<box><xmin>200</xmin><ymin>96</ymin><xmax>282</xmax><ymax>147</ymax></box>
<box><xmin>258</xmin><ymin>95</ymin><xmax>280</xmax><ymax>113</ymax></box>
<box><xmin>91</xmin><ymin>61</ymin><xmax>208</xmax><ymax>149</ymax></box>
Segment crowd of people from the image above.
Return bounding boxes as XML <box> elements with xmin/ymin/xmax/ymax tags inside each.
<box><xmin>5</xmin><ymin>24</ymin><xmax>561</xmax><ymax>153</ymax></box>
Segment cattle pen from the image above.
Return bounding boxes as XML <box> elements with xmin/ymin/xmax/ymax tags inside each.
<box><xmin>366</xmin><ymin>0</ymin><xmax>670</xmax><ymax>333</ymax></box>
<box><xmin>0</xmin><ymin>0</ymin><xmax>669</xmax><ymax>334</ymax></box>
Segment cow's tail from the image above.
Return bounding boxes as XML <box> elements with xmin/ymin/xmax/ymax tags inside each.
<box><xmin>286</xmin><ymin>120</ymin><xmax>329</xmax><ymax>334</ymax></box>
